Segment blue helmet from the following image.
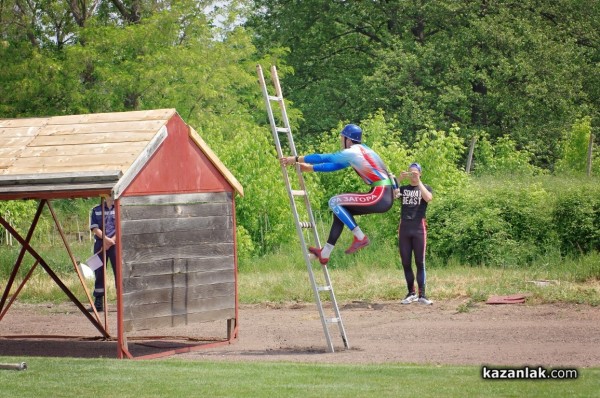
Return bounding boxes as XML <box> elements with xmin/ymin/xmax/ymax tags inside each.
<box><xmin>341</xmin><ymin>124</ymin><xmax>362</xmax><ymax>143</ymax></box>
<box><xmin>409</xmin><ymin>163</ymin><xmax>422</xmax><ymax>172</ymax></box>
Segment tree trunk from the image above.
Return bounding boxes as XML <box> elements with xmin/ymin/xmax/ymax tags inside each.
<box><xmin>110</xmin><ymin>0</ymin><xmax>141</xmax><ymax>23</ymax></box>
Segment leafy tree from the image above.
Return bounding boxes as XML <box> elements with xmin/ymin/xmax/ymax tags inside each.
<box><xmin>409</xmin><ymin>124</ymin><xmax>468</xmax><ymax>196</ymax></box>
<box><xmin>1</xmin><ymin>0</ymin><xmax>597</xmax><ymax>258</ymax></box>
<box><xmin>473</xmin><ymin>134</ymin><xmax>543</xmax><ymax>177</ymax></box>
<box><xmin>248</xmin><ymin>0</ymin><xmax>401</xmax><ymax>134</ymax></box>
<box><xmin>0</xmin><ymin>201</ymin><xmax>38</xmax><ymax>232</ymax></box>
<box><xmin>555</xmin><ymin>117</ymin><xmax>595</xmax><ymax>175</ymax></box>
<box><xmin>0</xmin><ymin>1</ymin><xmax>297</xmax><ymax>255</ymax></box>
<box><xmin>247</xmin><ymin>0</ymin><xmax>600</xmax><ymax>169</ymax></box>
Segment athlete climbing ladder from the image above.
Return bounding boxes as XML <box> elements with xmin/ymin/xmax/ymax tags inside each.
<box><xmin>256</xmin><ymin>64</ymin><xmax>349</xmax><ymax>352</ymax></box>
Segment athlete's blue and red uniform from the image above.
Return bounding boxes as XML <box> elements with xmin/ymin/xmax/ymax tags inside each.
<box><xmin>304</xmin><ymin>144</ymin><xmax>395</xmax><ymax>246</ymax></box>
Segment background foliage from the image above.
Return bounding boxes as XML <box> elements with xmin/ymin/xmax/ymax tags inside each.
<box><xmin>0</xmin><ymin>0</ymin><xmax>598</xmax><ymax>264</ymax></box>
<box><xmin>248</xmin><ymin>0</ymin><xmax>599</xmax><ymax>168</ymax></box>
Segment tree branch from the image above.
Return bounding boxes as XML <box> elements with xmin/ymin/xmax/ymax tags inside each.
<box><xmin>15</xmin><ymin>0</ymin><xmax>38</xmax><ymax>47</ymax></box>
<box><xmin>110</xmin><ymin>0</ymin><xmax>141</xmax><ymax>23</ymax></box>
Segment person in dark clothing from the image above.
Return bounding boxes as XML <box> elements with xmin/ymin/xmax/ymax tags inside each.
<box><xmin>396</xmin><ymin>163</ymin><xmax>433</xmax><ymax>305</ymax></box>
<box><xmin>89</xmin><ymin>197</ymin><xmax>116</xmax><ymax>311</ymax></box>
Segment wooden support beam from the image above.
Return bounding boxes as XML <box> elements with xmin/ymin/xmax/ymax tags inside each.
<box><xmin>0</xmin><ymin>200</ymin><xmax>45</xmax><ymax>315</ymax></box>
<box><xmin>0</xmin><ymin>209</ymin><xmax>110</xmax><ymax>338</ymax></box>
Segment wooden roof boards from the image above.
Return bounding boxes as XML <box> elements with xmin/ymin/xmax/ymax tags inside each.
<box><xmin>0</xmin><ymin>171</ymin><xmax>123</xmax><ymax>200</ymax></box>
<box><xmin>0</xmin><ymin>109</ymin><xmax>243</xmax><ymax>200</ymax></box>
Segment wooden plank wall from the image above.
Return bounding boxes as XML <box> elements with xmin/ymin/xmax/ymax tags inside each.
<box><xmin>120</xmin><ymin>192</ymin><xmax>235</xmax><ymax>332</ymax></box>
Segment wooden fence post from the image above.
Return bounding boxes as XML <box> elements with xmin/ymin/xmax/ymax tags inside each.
<box><xmin>466</xmin><ymin>136</ymin><xmax>477</xmax><ymax>174</ymax></box>
<box><xmin>586</xmin><ymin>133</ymin><xmax>594</xmax><ymax>177</ymax></box>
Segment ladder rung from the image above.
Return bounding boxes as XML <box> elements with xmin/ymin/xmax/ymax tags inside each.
<box><xmin>259</xmin><ymin>65</ymin><xmax>349</xmax><ymax>352</ymax></box>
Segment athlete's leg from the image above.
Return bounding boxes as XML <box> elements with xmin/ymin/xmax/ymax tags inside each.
<box><xmin>326</xmin><ymin>215</ymin><xmax>345</xmax><ymax>246</ymax></box>
<box><xmin>311</xmin><ymin>187</ymin><xmax>393</xmax><ymax>262</ymax></box>
<box><xmin>398</xmin><ymin>222</ymin><xmax>415</xmax><ymax>293</ymax></box>
<box><xmin>328</xmin><ymin>194</ymin><xmax>366</xmax><ymax>251</ymax></box>
<box><xmin>328</xmin><ymin>186</ymin><xmax>392</xmax><ymax>229</ymax></box>
<box><xmin>328</xmin><ymin>196</ymin><xmax>358</xmax><ymax>231</ymax></box>
<box><xmin>412</xmin><ymin>219</ymin><xmax>427</xmax><ymax>297</ymax></box>
<box><xmin>329</xmin><ymin>187</ymin><xmax>393</xmax><ymax>248</ymax></box>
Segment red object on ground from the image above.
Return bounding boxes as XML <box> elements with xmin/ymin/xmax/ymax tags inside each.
<box><xmin>486</xmin><ymin>294</ymin><xmax>527</xmax><ymax>304</ymax></box>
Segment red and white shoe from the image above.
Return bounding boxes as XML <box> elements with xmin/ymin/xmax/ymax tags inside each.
<box><xmin>344</xmin><ymin>236</ymin><xmax>370</xmax><ymax>254</ymax></box>
<box><xmin>308</xmin><ymin>246</ymin><xmax>329</xmax><ymax>265</ymax></box>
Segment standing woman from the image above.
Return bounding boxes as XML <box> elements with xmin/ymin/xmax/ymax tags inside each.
<box><xmin>397</xmin><ymin>163</ymin><xmax>434</xmax><ymax>305</ymax></box>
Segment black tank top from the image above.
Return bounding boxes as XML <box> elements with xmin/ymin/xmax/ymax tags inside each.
<box><xmin>399</xmin><ymin>184</ymin><xmax>432</xmax><ymax>220</ymax></box>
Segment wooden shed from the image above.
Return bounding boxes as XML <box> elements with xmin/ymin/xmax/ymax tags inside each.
<box><xmin>0</xmin><ymin>109</ymin><xmax>244</xmax><ymax>359</ymax></box>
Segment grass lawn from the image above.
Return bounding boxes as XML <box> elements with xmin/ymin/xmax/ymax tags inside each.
<box><xmin>1</xmin><ymin>240</ymin><xmax>599</xmax><ymax>398</ymax></box>
<box><xmin>0</xmin><ymin>357</ymin><xmax>598</xmax><ymax>398</ymax></box>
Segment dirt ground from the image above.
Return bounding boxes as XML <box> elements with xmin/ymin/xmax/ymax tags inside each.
<box><xmin>1</xmin><ymin>299</ymin><xmax>599</xmax><ymax>367</ymax></box>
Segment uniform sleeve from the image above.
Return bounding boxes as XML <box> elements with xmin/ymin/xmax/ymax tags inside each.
<box><xmin>304</xmin><ymin>151</ymin><xmax>351</xmax><ymax>173</ymax></box>
<box><xmin>90</xmin><ymin>208</ymin><xmax>99</xmax><ymax>230</ymax></box>
<box><xmin>313</xmin><ymin>163</ymin><xmax>348</xmax><ymax>172</ymax></box>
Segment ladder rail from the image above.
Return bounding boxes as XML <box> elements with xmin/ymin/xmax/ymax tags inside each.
<box><xmin>268</xmin><ymin>66</ymin><xmax>322</xmax><ymax>250</ymax></box>
<box><xmin>257</xmin><ymin>64</ymin><xmax>349</xmax><ymax>352</ymax></box>
<box><xmin>257</xmin><ymin>65</ymin><xmax>335</xmax><ymax>351</ymax></box>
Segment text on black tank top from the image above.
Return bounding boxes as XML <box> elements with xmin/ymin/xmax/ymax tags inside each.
<box><xmin>400</xmin><ymin>184</ymin><xmax>432</xmax><ymax>220</ymax></box>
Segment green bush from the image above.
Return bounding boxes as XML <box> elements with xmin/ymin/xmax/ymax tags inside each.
<box><xmin>206</xmin><ymin>123</ymin><xmax>298</xmax><ymax>257</ymax></box>
<box><xmin>555</xmin><ymin>117</ymin><xmax>594</xmax><ymax>174</ymax></box>
<box><xmin>473</xmin><ymin>133</ymin><xmax>543</xmax><ymax>177</ymax></box>
<box><xmin>427</xmin><ymin>176</ymin><xmax>599</xmax><ymax>266</ymax></box>
<box><xmin>428</xmin><ymin>190</ymin><xmax>523</xmax><ymax>267</ymax></box>
<box><xmin>428</xmin><ymin>179</ymin><xmax>557</xmax><ymax>266</ymax></box>
<box><xmin>552</xmin><ymin>180</ymin><xmax>600</xmax><ymax>254</ymax></box>
<box><xmin>0</xmin><ymin>200</ymin><xmax>38</xmax><ymax>241</ymax></box>
<box><xmin>0</xmin><ymin>199</ymin><xmax>95</xmax><ymax>248</ymax></box>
